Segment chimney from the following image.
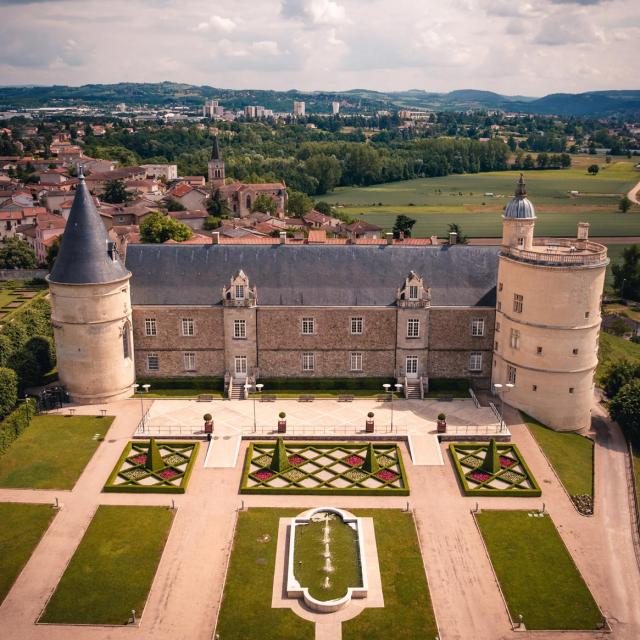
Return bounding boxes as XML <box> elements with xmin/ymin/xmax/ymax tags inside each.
<box><xmin>279</xmin><ymin>231</ymin><xmax>287</xmax><ymax>245</ymax></box>
<box><xmin>386</xmin><ymin>232</ymin><xmax>393</xmax><ymax>245</ymax></box>
<box><xmin>449</xmin><ymin>231</ymin><xmax>458</xmax><ymax>245</ymax></box>
<box><xmin>212</xmin><ymin>231</ymin><xmax>220</xmax><ymax>244</ymax></box>
<box><xmin>398</xmin><ymin>231</ymin><xmax>405</xmax><ymax>241</ymax></box>
<box><xmin>430</xmin><ymin>235</ymin><xmax>439</xmax><ymax>246</ymax></box>
<box><xmin>577</xmin><ymin>222</ymin><xmax>589</xmax><ymax>241</ymax></box>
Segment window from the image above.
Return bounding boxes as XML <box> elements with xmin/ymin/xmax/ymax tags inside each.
<box><xmin>469</xmin><ymin>352</ymin><xmax>482</xmax><ymax>371</ymax></box>
<box><xmin>406</xmin><ymin>356</ymin><xmax>418</xmax><ymax>374</ymax></box>
<box><xmin>409</xmin><ymin>285</ymin><xmax>418</xmax><ymax>300</ymax></box>
<box><xmin>302</xmin><ymin>352</ymin><xmax>315</xmax><ymax>371</ymax></box>
<box><xmin>498</xmin><ymin>282</ymin><xmax>503</xmax><ymax>292</ymax></box>
<box><xmin>585</xmin><ymin>311</ymin><xmax>590</xmax><ymax>319</ymax></box>
<box><xmin>234</xmin><ymin>355</ymin><xmax>247</xmax><ymax>375</ymax></box>
<box><xmin>495</xmin><ymin>341</ymin><xmax>498</xmax><ymax>351</ymax></box>
<box><xmin>513</xmin><ymin>293</ymin><xmax>524</xmax><ymax>313</ymax></box>
<box><xmin>407</xmin><ymin>318</ymin><xmax>420</xmax><ymax>338</ymax></box>
<box><xmin>507</xmin><ymin>365</ymin><xmax>517</xmax><ymax>384</ymax></box>
<box><xmin>183</xmin><ymin>352</ymin><xmax>196</xmax><ymax>371</ymax></box>
<box><xmin>302</xmin><ymin>317</ymin><xmax>315</xmax><ymax>335</ymax></box>
<box><xmin>122</xmin><ymin>324</ymin><xmax>130</xmax><ymax>359</ymax></box>
<box><xmin>471</xmin><ymin>318</ymin><xmax>485</xmax><ymax>336</ymax></box>
<box><xmin>147</xmin><ymin>353</ymin><xmax>159</xmax><ymax>371</ymax></box>
<box><xmin>569</xmin><ymin>387</ymin><xmax>574</xmax><ymax>394</ymax></box>
<box><xmin>537</xmin><ymin>346</ymin><xmax>543</xmax><ymax>355</ymax></box>
<box><xmin>517</xmin><ymin>237</ymin><xmax>524</xmax><ymax>248</ymax></box>
<box><xmin>234</xmin><ymin>319</ymin><xmax>246</xmax><ymax>339</ymax></box>
<box><xmin>532</xmin><ymin>384</ymin><xmax>537</xmax><ymax>392</ymax></box>
<box><xmin>495</xmin><ymin>322</ymin><xmax>500</xmax><ymax>333</ymax></box>
<box><xmin>350</xmin><ymin>352</ymin><xmax>363</xmax><ymax>371</ymax></box>
<box><xmin>144</xmin><ymin>318</ymin><xmax>157</xmax><ymax>337</ymax></box>
<box><xmin>510</xmin><ymin>329</ymin><xmax>520</xmax><ymax>349</ymax></box>
<box><xmin>351</xmin><ymin>317</ymin><xmax>363</xmax><ymax>335</ymax></box>
<box><xmin>572</xmin><ymin>348</ymin><xmax>579</xmax><ymax>356</ymax></box>
<box><xmin>497</xmin><ymin>302</ymin><xmax>502</xmax><ymax>312</ymax></box>
<box><xmin>235</xmin><ymin>285</ymin><xmax>245</xmax><ymax>300</ymax></box>
<box><xmin>181</xmin><ymin>318</ymin><xmax>194</xmax><ymax>336</ymax></box>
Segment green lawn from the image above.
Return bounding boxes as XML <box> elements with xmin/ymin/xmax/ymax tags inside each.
<box><xmin>476</xmin><ymin>511</ymin><xmax>601</xmax><ymax>630</ymax></box>
<box><xmin>0</xmin><ymin>503</ymin><xmax>56</xmax><ymax>605</ymax></box>
<box><xmin>524</xmin><ymin>414</ymin><xmax>593</xmax><ymax>497</ymax></box>
<box><xmin>216</xmin><ymin>508</ymin><xmax>315</xmax><ymax>640</ymax></box>
<box><xmin>134</xmin><ymin>390</ymin><xmax>224</xmax><ymax>398</ymax></box>
<box><xmin>342</xmin><ymin>509</ymin><xmax>437</xmax><ymax>640</ymax></box>
<box><xmin>40</xmin><ymin>505</ymin><xmax>174</xmax><ymax>625</ymax></box>
<box><xmin>0</xmin><ymin>415</ymin><xmax>113</xmax><ymax>489</ymax></box>
<box><xmin>597</xmin><ymin>332</ymin><xmax>640</xmax><ymax>383</ymax></box>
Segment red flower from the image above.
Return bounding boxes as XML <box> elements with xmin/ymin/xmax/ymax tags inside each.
<box><xmin>288</xmin><ymin>455</ymin><xmax>306</xmax><ymax>466</ymax></box>
<box><xmin>376</xmin><ymin>469</ymin><xmax>398</xmax><ymax>482</ymax></box>
<box><xmin>130</xmin><ymin>454</ymin><xmax>147</xmax><ymax>465</ymax></box>
<box><xmin>500</xmin><ymin>456</ymin><xmax>516</xmax><ymax>468</ymax></box>
<box><xmin>158</xmin><ymin>469</ymin><xmax>178</xmax><ymax>480</ymax></box>
<box><xmin>255</xmin><ymin>470</ymin><xmax>275</xmax><ymax>481</ymax></box>
<box><xmin>344</xmin><ymin>455</ymin><xmax>365</xmax><ymax>467</ymax></box>
<box><xmin>470</xmin><ymin>470</ymin><xmax>491</xmax><ymax>482</ymax></box>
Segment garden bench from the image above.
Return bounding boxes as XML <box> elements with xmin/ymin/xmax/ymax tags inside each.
<box><xmin>438</xmin><ymin>396</ymin><xmax>454</xmax><ymax>402</ymax></box>
<box><xmin>338</xmin><ymin>395</ymin><xmax>354</xmax><ymax>402</ymax></box>
<box><xmin>261</xmin><ymin>395</ymin><xmax>277</xmax><ymax>402</ymax></box>
<box><xmin>197</xmin><ymin>394</ymin><xmax>214</xmax><ymax>402</ymax></box>
<box><xmin>298</xmin><ymin>395</ymin><xmax>315</xmax><ymax>402</ymax></box>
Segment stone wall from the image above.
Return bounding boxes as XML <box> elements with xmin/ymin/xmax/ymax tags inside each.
<box><xmin>0</xmin><ymin>269</ymin><xmax>48</xmax><ymax>281</ymax></box>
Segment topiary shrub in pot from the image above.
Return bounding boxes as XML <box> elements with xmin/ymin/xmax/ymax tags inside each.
<box><xmin>203</xmin><ymin>412</ymin><xmax>213</xmax><ymax>434</ymax></box>
<box><xmin>278</xmin><ymin>411</ymin><xmax>286</xmax><ymax>433</ymax></box>
<box><xmin>437</xmin><ymin>412</ymin><xmax>447</xmax><ymax>433</ymax></box>
<box><xmin>366</xmin><ymin>411</ymin><xmax>374</xmax><ymax>433</ymax></box>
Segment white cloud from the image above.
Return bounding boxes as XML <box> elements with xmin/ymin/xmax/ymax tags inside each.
<box><xmin>281</xmin><ymin>0</ymin><xmax>347</xmax><ymax>26</ymax></box>
<box><xmin>195</xmin><ymin>14</ymin><xmax>236</xmax><ymax>33</ymax></box>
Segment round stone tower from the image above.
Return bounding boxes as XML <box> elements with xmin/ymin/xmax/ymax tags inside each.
<box><xmin>493</xmin><ymin>175</ymin><xmax>608</xmax><ymax>431</ymax></box>
<box><xmin>47</xmin><ymin>171</ymin><xmax>135</xmax><ymax>404</ymax></box>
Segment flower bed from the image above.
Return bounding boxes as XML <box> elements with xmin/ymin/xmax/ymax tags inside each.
<box><xmin>449</xmin><ymin>443</ymin><xmax>541</xmax><ymax>497</ymax></box>
<box><xmin>241</xmin><ymin>442</ymin><xmax>409</xmax><ymax>496</ymax></box>
<box><xmin>103</xmin><ymin>441</ymin><xmax>199</xmax><ymax>494</ymax></box>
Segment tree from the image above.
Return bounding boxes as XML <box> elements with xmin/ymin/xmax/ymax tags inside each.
<box><xmin>251</xmin><ymin>193</ymin><xmax>277</xmax><ymax>215</ymax></box>
<box><xmin>609</xmin><ymin>379</ymin><xmax>640</xmax><ymax>444</ymax></box>
<box><xmin>139</xmin><ymin>211</ymin><xmax>192</xmax><ymax>243</ymax></box>
<box><xmin>314</xmin><ymin>201</ymin><xmax>334</xmax><ymax>216</ymax></box>
<box><xmin>166</xmin><ymin>197</ymin><xmax>186</xmax><ymax>212</ymax></box>
<box><xmin>286</xmin><ymin>190</ymin><xmax>313</xmax><ymax>217</ymax></box>
<box><xmin>46</xmin><ymin>236</ymin><xmax>60</xmax><ymax>271</ymax></box>
<box><xmin>612</xmin><ymin>244</ymin><xmax>640</xmax><ymax>300</ymax></box>
<box><xmin>206</xmin><ymin>188</ymin><xmax>230</xmax><ymax>217</ymax></box>
<box><xmin>305</xmin><ymin>154</ymin><xmax>342</xmax><ymax>194</ymax></box>
<box><xmin>587</xmin><ymin>164</ymin><xmax>599</xmax><ymax>175</ymax></box>
<box><xmin>0</xmin><ymin>237</ymin><xmax>37</xmax><ymax>269</ymax></box>
<box><xmin>619</xmin><ymin>195</ymin><xmax>632</xmax><ymax>213</ymax></box>
<box><xmin>603</xmin><ymin>360</ymin><xmax>640</xmax><ymax>399</ymax></box>
<box><xmin>392</xmin><ymin>214</ymin><xmax>416</xmax><ymax>238</ymax></box>
<box><xmin>522</xmin><ymin>154</ymin><xmax>535</xmax><ymax>170</ymax></box>
<box><xmin>448</xmin><ymin>222</ymin><xmax>468</xmax><ymax>244</ymax></box>
<box><xmin>102</xmin><ymin>179</ymin><xmax>131</xmax><ymax>204</ymax></box>
<box><xmin>0</xmin><ymin>367</ymin><xmax>17</xmax><ymax>419</ymax></box>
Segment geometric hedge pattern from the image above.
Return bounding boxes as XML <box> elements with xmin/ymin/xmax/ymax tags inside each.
<box><xmin>103</xmin><ymin>441</ymin><xmax>199</xmax><ymax>494</ymax></box>
<box><xmin>241</xmin><ymin>441</ymin><xmax>409</xmax><ymax>495</ymax></box>
<box><xmin>449</xmin><ymin>442</ymin><xmax>541</xmax><ymax>497</ymax></box>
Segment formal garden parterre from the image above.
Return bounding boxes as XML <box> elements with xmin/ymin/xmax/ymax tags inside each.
<box><xmin>104</xmin><ymin>439</ymin><xmax>199</xmax><ymax>493</ymax></box>
<box><xmin>241</xmin><ymin>439</ymin><xmax>409</xmax><ymax>495</ymax></box>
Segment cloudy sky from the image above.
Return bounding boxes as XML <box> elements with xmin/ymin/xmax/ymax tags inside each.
<box><xmin>0</xmin><ymin>0</ymin><xmax>638</xmax><ymax>96</ymax></box>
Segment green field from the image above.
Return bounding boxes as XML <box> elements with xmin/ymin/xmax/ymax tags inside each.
<box><xmin>597</xmin><ymin>332</ymin><xmax>640</xmax><ymax>383</ymax></box>
<box><xmin>323</xmin><ymin>160</ymin><xmax>640</xmax><ymax>238</ymax></box>
<box><xmin>0</xmin><ymin>415</ymin><xmax>113</xmax><ymax>489</ymax></box>
<box><xmin>476</xmin><ymin>511</ymin><xmax>601</xmax><ymax>630</ymax></box>
<box><xmin>40</xmin><ymin>505</ymin><xmax>174</xmax><ymax>625</ymax></box>
<box><xmin>0</xmin><ymin>503</ymin><xmax>55</xmax><ymax>605</ymax></box>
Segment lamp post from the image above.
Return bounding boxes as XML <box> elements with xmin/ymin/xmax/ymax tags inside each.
<box><xmin>383</xmin><ymin>383</ymin><xmax>403</xmax><ymax>432</ymax></box>
<box><xmin>132</xmin><ymin>383</ymin><xmax>150</xmax><ymax>433</ymax></box>
<box><xmin>493</xmin><ymin>383</ymin><xmax>514</xmax><ymax>431</ymax></box>
<box><xmin>245</xmin><ymin>383</ymin><xmax>264</xmax><ymax>433</ymax></box>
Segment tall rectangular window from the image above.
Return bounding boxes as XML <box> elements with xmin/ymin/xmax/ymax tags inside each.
<box><xmin>469</xmin><ymin>352</ymin><xmax>482</xmax><ymax>371</ymax></box>
<box><xmin>302</xmin><ymin>317</ymin><xmax>315</xmax><ymax>335</ymax></box>
<box><xmin>510</xmin><ymin>329</ymin><xmax>520</xmax><ymax>349</ymax></box>
<box><xmin>183</xmin><ymin>352</ymin><xmax>196</xmax><ymax>371</ymax></box>
<box><xmin>507</xmin><ymin>365</ymin><xmax>517</xmax><ymax>384</ymax></box>
<box><xmin>147</xmin><ymin>353</ymin><xmax>159</xmax><ymax>371</ymax></box>
<box><xmin>351</xmin><ymin>317</ymin><xmax>363</xmax><ymax>335</ymax></box>
<box><xmin>350</xmin><ymin>352</ymin><xmax>363</xmax><ymax>371</ymax></box>
<box><xmin>409</xmin><ymin>285</ymin><xmax>418</xmax><ymax>300</ymax></box>
<box><xmin>302</xmin><ymin>352</ymin><xmax>315</xmax><ymax>371</ymax></box>
<box><xmin>234</xmin><ymin>319</ymin><xmax>246</xmax><ymax>339</ymax></box>
<box><xmin>234</xmin><ymin>355</ymin><xmax>247</xmax><ymax>375</ymax></box>
<box><xmin>407</xmin><ymin>318</ymin><xmax>420</xmax><ymax>338</ymax></box>
<box><xmin>513</xmin><ymin>293</ymin><xmax>524</xmax><ymax>313</ymax></box>
<box><xmin>181</xmin><ymin>318</ymin><xmax>194</xmax><ymax>336</ymax></box>
<box><xmin>471</xmin><ymin>318</ymin><xmax>485</xmax><ymax>336</ymax></box>
<box><xmin>235</xmin><ymin>284</ymin><xmax>244</xmax><ymax>299</ymax></box>
<box><xmin>144</xmin><ymin>318</ymin><xmax>157</xmax><ymax>336</ymax></box>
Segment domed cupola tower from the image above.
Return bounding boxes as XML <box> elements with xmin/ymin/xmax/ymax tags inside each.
<box><xmin>493</xmin><ymin>174</ymin><xmax>608</xmax><ymax>431</ymax></box>
<box><xmin>47</xmin><ymin>169</ymin><xmax>135</xmax><ymax>403</ymax></box>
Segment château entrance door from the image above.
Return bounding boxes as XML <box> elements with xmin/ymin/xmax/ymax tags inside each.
<box><xmin>405</xmin><ymin>355</ymin><xmax>418</xmax><ymax>378</ymax></box>
<box><xmin>234</xmin><ymin>355</ymin><xmax>247</xmax><ymax>377</ymax></box>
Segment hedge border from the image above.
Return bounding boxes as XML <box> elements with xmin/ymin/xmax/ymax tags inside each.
<box><xmin>103</xmin><ymin>441</ymin><xmax>199</xmax><ymax>494</ymax></box>
<box><xmin>0</xmin><ymin>399</ymin><xmax>36</xmax><ymax>455</ymax></box>
<box><xmin>449</xmin><ymin>442</ymin><xmax>542</xmax><ymax>498</ymax></box>
<box><xmin>240</xmin><ymin>441</ymin><xmax>410</xmax><ymax>496</ymax></box>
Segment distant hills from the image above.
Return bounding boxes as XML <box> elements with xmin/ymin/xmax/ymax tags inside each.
<box><xmin>0</xmin><ymin>82</ymin><xmax>638</xmax><ymax>118</ymax></box>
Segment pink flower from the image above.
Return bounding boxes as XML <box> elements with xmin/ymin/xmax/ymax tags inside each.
<box><xmin>288</xmin><ymin>455</ymin><xmax>306</xmax><ymax>466</ymax></box>
<box><xmin>500</xmin><ymin>456</ymin><xmax>516</xmax><ymax>468</ymax></box>
<box><xmin>158</xmin><ymin>469</ymin><xmax>178</xmax><ymax>480</ymax></box>
<box><xmin>130</xmin><ymin>454</ymin><xmax>147</xmax><ymax>465</ymax></box>
<box><xmin>470</xmin><ymin>470</ymin><xmax>491</xmax><ymax>482</ymax></box>
<box><xmin>255</xmin><ymin>470</ymin><xmax>274</xmax><ymax>481</ymax></box>
<box><xmin>376</xmin><ymin>469</ymin><xmax>398</xmax><ymax>482</ymax></box>
<box><xmin>344</xmin><ymin>455</ymin><xmax>365</xmax><ymax>467</ymax></box>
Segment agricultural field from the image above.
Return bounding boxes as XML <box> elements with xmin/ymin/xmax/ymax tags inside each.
<box><xmin>323</xmin><ymin>159</ymin><xmax>640</xmax><ymax>238</ymax></box>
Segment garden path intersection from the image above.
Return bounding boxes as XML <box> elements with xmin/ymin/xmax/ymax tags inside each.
<box><xmin>0</xmin><ymin>397</ymin><xmax>637</xmax><ymax>640</ymax></box>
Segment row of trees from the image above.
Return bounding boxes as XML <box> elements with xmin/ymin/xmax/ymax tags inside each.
<box><xmin>604</xmin><ymin>360</ymin><xmax>640</xmax><ymax>445</ymax></box>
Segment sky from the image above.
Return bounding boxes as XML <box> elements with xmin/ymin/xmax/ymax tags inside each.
<box><xmin>0</xmin><ymin>0</ymin><xmax>638</xmax><ymax>96</ymax></box>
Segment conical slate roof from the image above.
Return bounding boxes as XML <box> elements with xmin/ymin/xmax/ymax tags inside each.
<box><xmin>48</xmin><ymin>171</ymin><xmax>130</xmax><ymax>285</ymax></box>
<box><xmin>211</xmin><ymin>136</ymin><xmax>221</xmax><ymax>161</ymax></box>
<box><xmin>503</xmin><ymin>173</ymin><xmax>536</xmax><ymax>220</ymax></box>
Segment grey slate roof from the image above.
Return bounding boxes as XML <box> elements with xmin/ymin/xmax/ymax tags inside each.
<box><xmin>504</xmin><ymin>173</ymin><xmax>536</xmax><ymax>220</ymax></box>
<box><xmin>48</xmin><ymin>174</ymin><xmax>130</xmax><ymax>285</ymax></box>
<box><xmin>126</xmin><ymin>244</ymin><xmax>500</xmax><ymax>307</ymax></box>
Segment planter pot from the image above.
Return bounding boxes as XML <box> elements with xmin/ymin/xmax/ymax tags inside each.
<box><xmin>437</xmin><ymin>419</ymin><xmax>447</xmax><ymax>433</ymax></box>
<box><xmin>365</xmin><ymin>420</ymin><xmax>374</xmax><ymax>433</ymax></box>
<box><xmin>278</xmin><ymin>420</ymin><xmax>287</xmax><ymax>433</ymax></box>
<box><xmin>204</xmin><ymin>420</ymin><xmax>213</xmax><ymax>434</ymax></box>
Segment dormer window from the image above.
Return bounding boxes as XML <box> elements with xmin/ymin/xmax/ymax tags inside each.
<box><xmin>409</xmin><ymin>285</ymin><xmax>418</xmax><ymax>300</ymax></box>
<box><xmin>235</xmin><ymin>285</ymin><xmax>245</xmax><ymax>300</ymax></box>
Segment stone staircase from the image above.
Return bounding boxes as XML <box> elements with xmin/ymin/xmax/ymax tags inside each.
<box><xmin>405</xmin><ymin>379</ymin><xmax>421</xmax><ymax>399</ymax></box>
<box><xmin>230</xmin><ymin>381</ymin><xmax>245</xmax><ymax>400</ymax></box>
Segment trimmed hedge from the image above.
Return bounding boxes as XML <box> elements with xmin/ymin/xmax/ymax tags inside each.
<box><xmin>429</xmin><ymin>378</ymin><xmax>470</xmax><ymax>392</ymax></box>
<box><xmin>449</xmin><ymin>442</ymin><xmax>542</xmax><ymax>498</ymax></box>
<box><xmin>0</xmin><ymin>367</ymin><xmax>18</xmax><ymax>420</ymax></box>
<box><xmin>257</xmin><ymin>377</ymin><xmax>394</xmax><ymax>392</ymax></box>
<box><xmin>136</xmin><ymin>376</ymin><xmax>224</xmax><ymax>391</ymax></box>
<box><xmin>0</xmin><ymin>399</ymin><xmax>35</xmax><ymax>455</ymax></box>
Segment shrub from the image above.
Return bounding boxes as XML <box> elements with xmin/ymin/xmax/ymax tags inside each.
<box><xmin>0</xmin><ymin>399</ymin><xmax>35</xmax><ymax>454</ymax></box>
<box><xmin>0</xmin><ymin>368</ymin><xmax>18</xmax><ymax>419</ymax></box>
<box><xmin>203</xmin><ymin>413</ymin><xmax>212</xmax><ymax>422</ymax></box>
<box><xmin>603</xmin><ymin>359</ymin><xmax>640</xmax><ymax>398</ymax></box>
<box><xmin>609</xmin><ymin>379</ymin><xmax>640</xmax><ymax>445</ymax></box>
<box><xmin>437</xmin><ymin>413</ymin><xmax>446</xmax><ymax>421</ymax></box>
<box><xmin>367</xmin><ymin>411</ymin><xmax>374</xmax><ymax>419</ymax></box>
<box><xmin>279</xmin><ymin>412</ymin><xmax>286</xmax><ymax>419</ymax></box>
